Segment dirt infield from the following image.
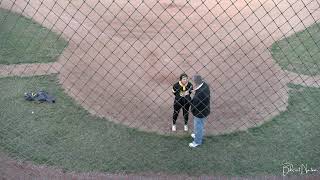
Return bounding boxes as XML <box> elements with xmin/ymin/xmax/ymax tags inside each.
<box><xmin>1</xmin><ymin>0</ymin><xmax>320</xmax><ymax>136</ymax></box>
<box><xmin>1</xmin><ymin>0</ymin><xmax>320</xmax><ymax>179</ymax></box>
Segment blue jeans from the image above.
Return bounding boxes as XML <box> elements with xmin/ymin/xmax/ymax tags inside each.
<box><xmin>193</xmin><ymin>116</ymin><xmax>206</xmax><ymax>145</ymax></box>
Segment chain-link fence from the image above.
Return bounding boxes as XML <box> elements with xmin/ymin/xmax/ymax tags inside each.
<box><xmin>1</xmin><ymin>0</ymin><xmax>320</xmax><ymax>178</ymax></box>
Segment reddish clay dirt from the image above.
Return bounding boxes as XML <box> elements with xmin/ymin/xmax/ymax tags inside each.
<box><xmin>1</xmin><ymin>0</ymin><xmax>320</xmax><ymax>178</ymax></box>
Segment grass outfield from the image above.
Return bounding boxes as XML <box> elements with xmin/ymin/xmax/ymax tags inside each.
<box><xmin>0</xmin><ymin>75</ymin><xmax>319</xmax><ymax>176</ymax></box>
<box><xmin>0</xmin><ymin>8</ymin><xmax>67</xmax><ymax>65</ymax></box>
<box><xmin>270</xmin><ymin>23</ymin><xmax>320</xmax><ymax>76</ymax></box>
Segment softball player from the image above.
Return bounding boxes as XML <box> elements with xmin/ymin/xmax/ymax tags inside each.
<box><xmin>172</xmin><ymin>73</ymin><xmax>193</xmax><ymax>131</ymax></box>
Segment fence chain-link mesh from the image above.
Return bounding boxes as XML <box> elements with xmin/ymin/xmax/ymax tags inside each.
<box><xmin>0</xmin><ymin>0</ymin><xmax>320</xmax><ymax>178</ymax></box>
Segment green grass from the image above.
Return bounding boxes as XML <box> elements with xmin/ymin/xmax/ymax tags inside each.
<box><xmin>0</xmin><ymin>75</ymin><xmax>319</xmax><ymax>176</ymax></box>
<box><xmin>270</xmin><ymin>23</ymin><xmax>320</xmax><ymax>76</ymax></box>
<box><xmin>0</xmin><ymin>8</ymin><xmax>68</xmax><ymax>65</ymax></box>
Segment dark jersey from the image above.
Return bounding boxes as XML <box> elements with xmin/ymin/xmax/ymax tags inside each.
<box><xmin>172</xmin><ymin>81</ymin><xmax>193</xmax><ymax>100</ymax></box>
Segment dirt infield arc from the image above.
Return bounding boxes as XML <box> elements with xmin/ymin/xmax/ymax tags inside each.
<box><xmin>1</xmin><ymin>0</ymin><xmax>320</xmax><ymax>135</ymax></box>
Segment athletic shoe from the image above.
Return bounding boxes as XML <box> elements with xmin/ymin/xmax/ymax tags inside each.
<box><xmin>184</xmin><ymin>125</ymin><xmax>188</xmax><ymax>131</ymax></box>
<box><xmin>189</xmin><ymin>142</ymin><xmax>200</xmax><ymax>148</ymax></box>
<box><xmin>191</xmin><ymin>133</ymin><xmax>195</xmax><ymax>139</ymax></box>
<box><xmin>172</xmin><ymin>125</ymin><xmax>176</xmax><ymax>131</ymax></box>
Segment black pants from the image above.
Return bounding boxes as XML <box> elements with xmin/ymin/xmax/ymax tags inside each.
<box><xmin>173</xmin><ymin>98</ymin><xmax>191</xmax><ymax>125</ymax></box>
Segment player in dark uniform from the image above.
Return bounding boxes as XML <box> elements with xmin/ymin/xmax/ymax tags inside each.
<box><xmin>172</xmin><ymin>73</ymin><xmax>193</xmax><ymax>131</ymax></box>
